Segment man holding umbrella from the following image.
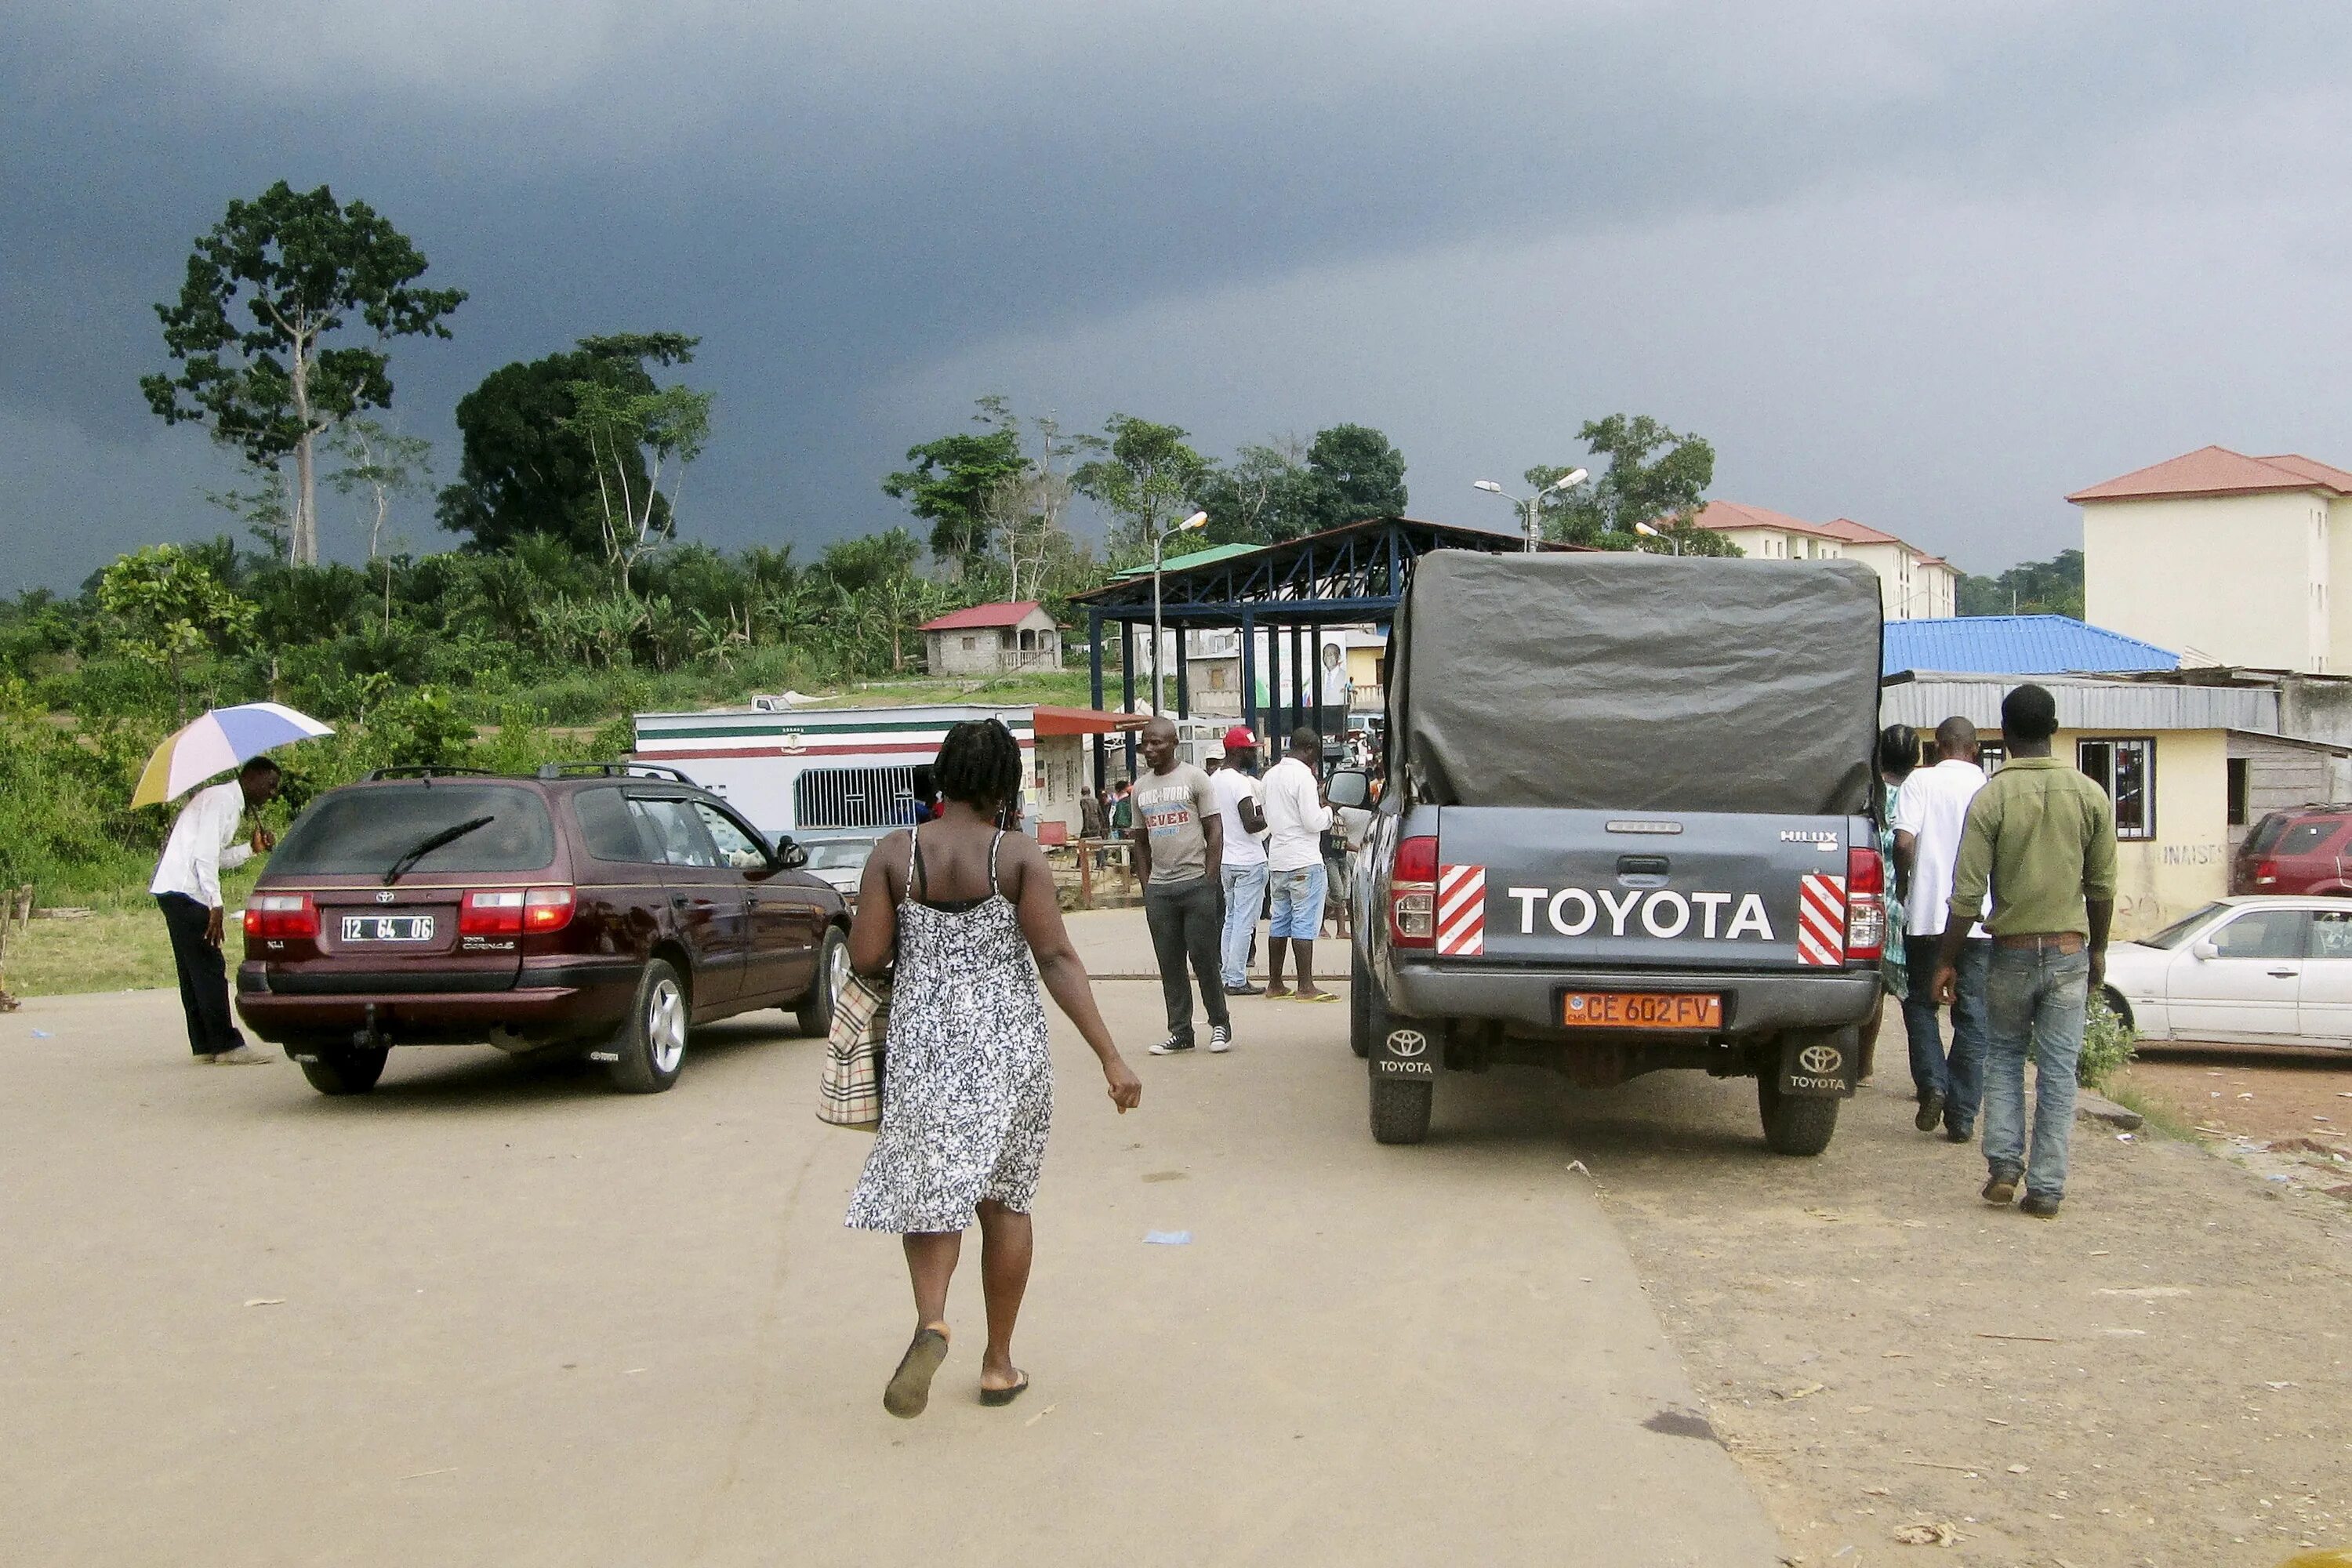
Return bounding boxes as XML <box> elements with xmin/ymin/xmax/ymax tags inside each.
<box><xmin>151</xmin><ymin>757</ymin><xmax>282</xmax><ymax>1062</ymax></box>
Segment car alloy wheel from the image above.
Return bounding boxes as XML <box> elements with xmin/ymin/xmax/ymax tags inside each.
<box><xmin>647</xmin><ymin>975</ymin><xmax>687</xmax><ymax>1075</ymax></box>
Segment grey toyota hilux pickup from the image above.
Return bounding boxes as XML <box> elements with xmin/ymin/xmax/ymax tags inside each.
<box><xmin>1334</xmin><ymin>550</ymin><xmax>1886</xmax><ymax>1155</ymax></box>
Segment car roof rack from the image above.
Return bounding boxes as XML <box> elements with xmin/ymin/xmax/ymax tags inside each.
<box><xmin>365</xmin><ymin>766</ymin><xmax>496</xmax><ymax>781</ymax></box>
<box><xmin>535</xmin><ymin>760</ymin><xmax>701</xmax><ymax>785</ymax></box>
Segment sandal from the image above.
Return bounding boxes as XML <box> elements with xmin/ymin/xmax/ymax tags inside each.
<box><xmin>979</xmin><ymin>1371</ymin><xmax>1031</xmax><ymax>1407</ymax></box>
<box><xmin>884</xmin><ymin>1327</ymin><xmax>950</xmax><ymax>1418</ymax></box>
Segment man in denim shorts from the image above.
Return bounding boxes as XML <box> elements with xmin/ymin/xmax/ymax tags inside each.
<box><xmin>1933</xmin><ymin>684</ymin><xmax>2117</xmax><ymax>1219</ymax></box>
<box><xmin>1260</xmin><ymin>726</ymin><xmax>1336</xmax><ymax>1001</ymax></box>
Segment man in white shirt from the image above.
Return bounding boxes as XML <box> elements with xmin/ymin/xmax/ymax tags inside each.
<box><xmin>151</xmin><ymin>757</ymin><xmax>281</xmax><ymax>1062</ymax></box>
<box><xmin>1261</xmin><ymin>726</ymin><xmax>1336</xmax><ymax>1001</ymax></box>
<box><xmin>1893</xmin><ymin>716</ymin><xmax>1992</xmax><ymax>1141</ymax></box>
<box><xmin>1208</xmin><ymin>726</ymin><xmax>1271</xmax><ymax>996</ymax></box>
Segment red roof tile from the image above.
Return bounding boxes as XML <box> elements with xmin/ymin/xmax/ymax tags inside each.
<box><xmin>2067</xmin><ymin>445</ymin><xmax>2352</xmax><ymax>503</ymax></box>
<box><xmin>1817</xmin><ymin>516</ymin><xmax>1905</xmax><ymax>546</ymax></box>
<box><xmin>919</xmin><ymin>601</ymin><xmax>1047</xmax><ymax>632</ymax></box>
<box><xmin>1690</xmin><ymin>500</ymin><xmax>1831</xmax><ymax>537</ymax></box>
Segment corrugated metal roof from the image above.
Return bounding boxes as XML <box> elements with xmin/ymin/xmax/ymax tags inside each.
<box><xmin>1882</xmin><ymin>675</ymin><xmax>2277</xmax><ymax>734</ymax></box>
<box><xmin>1882</xmin><ymin>615</ymin><xmax>2178</xmax><ymax>677</ymax></box>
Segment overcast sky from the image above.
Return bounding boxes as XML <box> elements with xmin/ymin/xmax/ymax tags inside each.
<box><xmin>5</xmin><ymin>2</ymin><xmax>2350</xmax><ymax>592</ymax></box>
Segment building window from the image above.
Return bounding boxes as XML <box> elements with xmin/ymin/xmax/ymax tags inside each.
<box><xmin>1208</xmin><ymin>665</ymin><xmax>1229</xmax><ymax>690</ymax></box>
<box><xmin>2227</xmin><ymin>757</ymin><xmax>2249</xmax><ymax>827</ymax></box>
<box><xmin>2078</xmin><ymin>738</ymin><xmax>2155</xmax><ymax>840</ymax></box>
<box><xmin>961</xmin><ymin>636</ymin><xmax>977</xmax><ymax>652</ymax></box>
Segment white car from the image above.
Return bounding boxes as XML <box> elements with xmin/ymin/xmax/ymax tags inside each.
<box><xmin>791</xmin><ymin>830</ymin><xmax>891</xmax><ymax>909</ymax></box>
<box><xmin>2103</xmin><ymin>895</ymin><xmax>2352</xmax><ymax>1047</ymax></box>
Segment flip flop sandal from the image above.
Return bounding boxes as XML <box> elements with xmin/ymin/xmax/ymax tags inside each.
<box><xmin>1294</xmin><ymin>992</ymin><xmax>1339</xmax><ymax>1004</ymax></box>
<box><xmin>979</xmin><ymin>1371</ymin><xmax>1031</xmax><ymax>1407</ymax></box>
<box><xmin>884</xmin><ymin>1328</ymin><xmax>950</xmax><ymax>1419</ymax></box>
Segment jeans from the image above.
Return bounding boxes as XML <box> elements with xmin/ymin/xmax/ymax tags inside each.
<box><xmin>1218</xmin><ymin>861</ymin><xmax>1269</xmax><ymax>989</ymax></box>
<box><xmin>1901</xmin><ymin>935</ymin><xmax>1991</xmax><ymax>1131</ymax></box>
<box><xmin>158</xmin><ymin>892</ymin><xmax>245</xmax><ymax>1056</ymax></box>
<box><xmin>1268</xmin><ymin>862</ymin><xmax>1327</xmax><ymax>939</ymax></box>
<box><xmin>1982</xmin><ymin>944</ymin><xmax>2090</xmax><ymax>1200</ymax></box>
<box><xmin>1145</xmin><ymin>877</ymin><xmax>1229</xmax><ymax>1041</ymax></box>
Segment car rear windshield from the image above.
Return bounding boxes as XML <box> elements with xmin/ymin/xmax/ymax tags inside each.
<box><xmin>801</xmin><ymin>839</ymin><xmax>881</xmax><ymax>869</ymax></box>
<box><xmin>270</xmin><ymin>784</ymin><xmax>558</xmax><ymax>877</ymax></box>
<box><xmin>2243</xmin><ymin>815</ymin><xmax>2292</xmax><ymax>856</ymax></box>
<box><xmin>2137</xmin><ymin>902</ymin><xmax>2226</xmax><ymax>950</ymax></box>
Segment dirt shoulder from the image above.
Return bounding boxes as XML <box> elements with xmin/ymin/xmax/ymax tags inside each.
<box><xmin>1538</xmin><ymin>1064</ymin><xmax>2352</xmax><ymax>1566</ymax></box>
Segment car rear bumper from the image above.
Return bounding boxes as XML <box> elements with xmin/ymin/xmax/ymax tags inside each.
<box><xmin>1381</xmin><ymin>958</ymin><xmax>1880</xmax><ymax>1036</ymax></box>
<box><xmin>234</xmin><ymin>959</ymin><xmax>641</xmax><ymax>1045</ymax></box>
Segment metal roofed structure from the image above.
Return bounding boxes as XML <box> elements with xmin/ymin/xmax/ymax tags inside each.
<box><xmin>1879</xmin><ymin>673</ymin><xmax>2278</xmax><ymax>734</ymax></box>
<box><xmin>1880</xmin><ymin>614</ymin><xmax>2179</xmax><ymax>677</ymax></box>
<box><xmin>1067</xmin><ymin>515</ymin><xmax>1570</xmax><ymax>783</ymax></box>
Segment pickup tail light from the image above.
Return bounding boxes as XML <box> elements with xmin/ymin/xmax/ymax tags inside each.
<box><xmin>244</xmin><ymin>892</ymin><xmax>317</xmax><ymax>940</ymax></box>
<box><xmin>1845</xmin><ymin>846</ymin><xmax>1886</xmax><ymax>962</ymax></box>
<box><xmin>1390</xmin><ymin>833</ymin><xmax>1439</xmax><ymax>949</ymax></box>
<box><xmin>462</xmin><ymin>887</ymin><xmax>576</xmax><ymax>936</ymax></box>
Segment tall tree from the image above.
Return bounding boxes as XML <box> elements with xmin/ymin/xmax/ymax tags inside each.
<box><xmin>1074</xmin><ymin>415</ymin><xmax>1209</xmax><ymax>564</ymax></box>
<box><xmin>142</xmin><ymin>181</ymin><xmax>464</xmax><ymax>566</ymax></box>
<box><xmin>1196</xmin><ymin>435</ymin><xmax>1314</xmax><ymax>545</ymax></box>
<box><xmin>1301</xmin><ymin>423</ymin><xmax>1408</xmax><ymax>535</ymax></box>
<box><xmin>326</xmin><ymin>418</ymin><xmax>434</xmax><ymax>631</ymax></box>
<box><xmin>437</xmin><ymin>333</ymin><xmax>695</xmax><ymax>556</ymax></box>
<box><xmin>881</xmin><ymin>403</ymin><xmax>1029</xmax><ymax>569</ymax></box>
<box><xmin>560</xmin><ymin>339</ymin><xmax>714</xmax><ymax>593</ymax></box>
<box><xmin>1540</xmin><ymin>414</ymin><xmax>1714</xmax><ymax>546</ymax></box>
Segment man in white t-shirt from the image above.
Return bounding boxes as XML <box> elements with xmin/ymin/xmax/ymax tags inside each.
<box><xmin>1209</xmin><ymin>726</ymin><xmax>1270</xmax><ymax>995</ymax></box>
<box><xmin>1893</xmin><ymin>715</ymin><xmax>1993</xmax><ymax>1142</ymax></box>
<box><xmin>1261</xmin><ymin>726</ymin><xmax>1336</xmax><ymax>1001</ymax></box>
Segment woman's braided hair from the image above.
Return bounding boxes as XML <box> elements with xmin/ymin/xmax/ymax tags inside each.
<box><xmin>934</xmin><ymin>717</ymin><xmax>1024</xmax><ymax>811</ymax></box>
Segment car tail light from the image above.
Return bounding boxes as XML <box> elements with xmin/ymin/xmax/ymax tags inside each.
<box><xmin>1845</xmin><ymin>846</ymin><xmax>1885</xmax><ymax>962</ymax></box>
<box><xmin>523</xmin><ymin>886</ymin><xmax>576</xmax><ymax>932</ymax></box>
<box><xmin>1390</xmin><ymin>833</ymin><xmax>1439</xmax><ymax>949</ymax></box>
<box><xmin>2255</xmin><ymin>858</ymin><xmax>2279</xmax><ymax>887</ymax></box>
<box><xmin>243</xmin><ymin>892</ymin><xmax>317</xmax><ymax>940</ymax></box>
<box><xmin>459</xmin><ymin>890</ymin><xmax>525</xmax><ymax>935</ymax></box>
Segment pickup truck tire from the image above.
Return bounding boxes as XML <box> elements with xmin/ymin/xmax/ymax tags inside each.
<box><xmin>1756</xmin><ymin>1076</ymin><xmax>1838</xmax><ymax>1156</ymax></box>
<box><xmin>1348</xmin><ymin>946</ymin><xmax>1372</xmax><ymax>1058</ymax></box>
<box><xmin>608</xmin><ymin>958</ymin><xmax>688</xmax><ymax>1094</ymax></box>
<box><xmin>297</xmin><ymin>1044</ymin><xmax>390</xmax><ymax>1096</ymax></box>
<box><xmin>1370</xmin><ymin>1075</ymin><xmax>1434</xmax><ymax>1145</ymax></box>
<box><xmin>797</xmin><ymin>927</ymin><xmax>848</xmax><ymax>1038</ymax></box>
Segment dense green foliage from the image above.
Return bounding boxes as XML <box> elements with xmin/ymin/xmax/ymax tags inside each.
<box><xmin>1959</xmin><ymin>548</ymin><xmax>2084</xmax><ymax>618</ymax></box>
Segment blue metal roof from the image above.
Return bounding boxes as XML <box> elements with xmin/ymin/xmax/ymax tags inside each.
<box><xmin>1882</xmin><ymin>615</ymin><xmax>2179</xmax><ymax>677</ymax></box>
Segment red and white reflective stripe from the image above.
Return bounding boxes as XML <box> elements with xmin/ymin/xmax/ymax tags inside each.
<box><xmin>1436</xmin><ymin>864</ymin><xmax>1486</xmax><ymax>956</ymax></box>
<box><xmin>1795</xmin><ymin>873</ymin><xmax>1847</xmax><ymax>966</ymax></box>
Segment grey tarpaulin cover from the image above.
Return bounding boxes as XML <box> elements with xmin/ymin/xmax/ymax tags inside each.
<box><xmin>1388</xmin><ymin>550</ymin><xmax>1882</xmax><ymax>815</ymax></box>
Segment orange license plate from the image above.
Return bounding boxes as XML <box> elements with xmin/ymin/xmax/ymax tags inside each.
<box><xmin>1560</xmin><ymin>992</ymin><xmax>1722</xmax><ymax>1029</ymax></box>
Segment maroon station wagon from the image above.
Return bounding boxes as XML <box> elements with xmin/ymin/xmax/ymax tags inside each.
<box><xmin>2234</xmin><ymin>806</ymin><xmax>2352</xmax><ymax>898</ymax></box>
<box><xmin>236</xmin><ymin>764</ymin><xmax>850</xmax><ymax>1096</ymax></box>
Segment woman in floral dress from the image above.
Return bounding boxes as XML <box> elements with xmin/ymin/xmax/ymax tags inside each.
<box><xmin>844</xmin><ymin>719</ymin><xmax>1142</xmax><ymax>1417</ymax></box>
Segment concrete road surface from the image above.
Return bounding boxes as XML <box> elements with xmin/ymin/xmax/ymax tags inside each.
<box><xmin>1</xmin><ymin>963</ymin><xmax>1782</xmax><ymax>1567</ymax></box>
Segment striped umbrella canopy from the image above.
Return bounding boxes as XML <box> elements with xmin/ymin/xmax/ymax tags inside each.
<box><xmin>131</xmin><ymin>702</ymin><xmax>334</xmax><ymax>808</ymax></box>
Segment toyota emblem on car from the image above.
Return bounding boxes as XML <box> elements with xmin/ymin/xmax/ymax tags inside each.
<box><xmin>1799</xmin><ymin>1044</ymin><xmax>1842</xmax><ymax>1075</ymax></box>
<box><xmin>1387</xmin><ymin>1029</ymin><xmax>1428</xmax><ymax>1058</ymax></box>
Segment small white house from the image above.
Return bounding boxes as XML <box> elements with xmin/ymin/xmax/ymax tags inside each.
<box><xmin>920</xmin><ymin>602</ymin><xmax>1062</xmax><ymax>677</ymax></box>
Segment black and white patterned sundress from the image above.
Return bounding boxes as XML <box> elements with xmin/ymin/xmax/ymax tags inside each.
<box><xmin>844</xmin><ymin>829</ymin><xmax>1055</xmax><ymax>1232</ymax></box>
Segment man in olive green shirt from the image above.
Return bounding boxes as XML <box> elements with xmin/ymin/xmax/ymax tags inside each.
<box><xmin>1933</xmin><ymin>684</ymin><xmax>2118</xmax><ymax>1218</ymax></box>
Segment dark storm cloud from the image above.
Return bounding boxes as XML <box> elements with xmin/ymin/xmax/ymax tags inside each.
<box><xmin>4</xmin><ymin>2</ymin><xmax>2350</xmax><ymax>587</ymax></box>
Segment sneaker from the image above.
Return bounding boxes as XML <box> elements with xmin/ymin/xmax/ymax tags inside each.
<box><xmin>1149</xmin><ymin>1034</ymin><xmax>1196</xmax><ymax>1056</ymax></box>
<box><xmin>1915</xmin><ymin>1092</ymin><xmax>1946</xmax><ymax>1132</ymax></box>
<box><xmin>1981</xmin><ymin>1170</ymin><xmax>2020</xmax><ymax>1206</ymax></box>
<box><xmin>209</xmin><ymin>1045</ymin><xmax>274</xmax><ymax>1065</ymax></box>
<box><xmin>1224</xmin><ymin>983</ymin><xmax>1265</xmax><ymax>996</ymax></box>
<box><xmin>2020</xmin><ymin>1193</ymin><xmax>2063</xmax><ymax>1219</ymax></box>
<box><xmin>1208</xmin><ymin>1024</ymin><xmax>1232</xmax><ymax>1054</ymax></box>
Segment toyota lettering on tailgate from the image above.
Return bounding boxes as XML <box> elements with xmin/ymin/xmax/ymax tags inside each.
<box><xmin>1501</xmin><ymin>885</ymin><xmax>1777</xmax><ymax>942</ymax></box>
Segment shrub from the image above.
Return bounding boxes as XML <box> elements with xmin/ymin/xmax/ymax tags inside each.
<box><xmin>2078</xmin><ymin>993</ymin><xmax>2137</xmax><ymax>1091</ymax></box>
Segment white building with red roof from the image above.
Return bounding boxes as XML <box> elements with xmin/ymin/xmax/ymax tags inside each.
<box><xmin>2070</xmin><ymin>446</ymin><xmax>2352</xmax><ymax>673</ymax></box>
<box><xmin>919</xmin><ymin>601</ymin><xmax>1062</xmax><ymax>677</ymax></box>
<box><xmin>1690</xmin><ymin>501</ymin><xmax>1960</xmax><ymax>619</ymax></box>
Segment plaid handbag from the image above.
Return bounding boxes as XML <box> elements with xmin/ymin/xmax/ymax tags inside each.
<box><xmin>816</xmin><ymin>966</ymin><xmax>890</xmax><ymax>1130</ymax></box>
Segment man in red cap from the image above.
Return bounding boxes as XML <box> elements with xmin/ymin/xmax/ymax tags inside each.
<box><xmin>1209</xmin><ymin>724</ymin><xmax>1270</xmax><ymax>996</ymax></box>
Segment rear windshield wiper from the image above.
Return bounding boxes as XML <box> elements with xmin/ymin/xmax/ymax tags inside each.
<box><xmin>383</xmin><ymin>815</ymin><xmax>495</xmax><ymax>886</ymax></box>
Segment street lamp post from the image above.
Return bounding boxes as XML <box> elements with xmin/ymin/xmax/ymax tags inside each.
<box><xmin>1633</xmin><ymin>520</ymin><xmax>1682</xmax><ymax>556</ymax></box>
<box><xmin>1474</xmin><ymin>469</ymin><xmax>1588</xmax><ymax>551</ymax></box>
<box><xmin>1152</xmin><ymin>510</ymin><xmax>1209</xmax><ymax>715</ymax></box>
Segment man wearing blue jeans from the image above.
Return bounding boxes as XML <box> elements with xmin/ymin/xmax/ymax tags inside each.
<box><xmin>1261</xmin><ymin>726</ymin><xmax>1337</xmax><ymax>1002</ymax></box>
<box><xmin>1894</xmin><ymin>716</ymin><xmax>1993</xmax><ymax>1141</ymax></box>
<box><xmin>1934</xmin><ymin>685</ymin><xmax>2117</xmax><ymax>1219</ymax></box>
<box><xmin>1208</xmin><ymin>727</ymin><xmax>1270</xmax><ymax>995</ymax></box>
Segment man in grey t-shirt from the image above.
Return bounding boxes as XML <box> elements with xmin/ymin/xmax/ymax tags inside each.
<box><xmin>1129</xmin><ymin>717</ymin><xmax>1230</xmax><ymax>1054</ymax></box>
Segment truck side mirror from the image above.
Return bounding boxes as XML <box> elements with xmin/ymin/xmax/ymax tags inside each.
<box><xmin>1327</xmin><ymin>768</ymin><xmax>1370</xmax><ymax>809</ymax></box>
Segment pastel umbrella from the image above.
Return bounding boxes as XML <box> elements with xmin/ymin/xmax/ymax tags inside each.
<box><xmin>132</xmin><ymin>702</ymin><xmax>334</xmax><ymax>808</ymax></box>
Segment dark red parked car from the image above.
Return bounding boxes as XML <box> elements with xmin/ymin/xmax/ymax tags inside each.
<box><xmin>2233</xmin><ymin>806</ymin><xmax>2352</xmax><ymax>898</ymax></box>
<box><xmin>237</xmin><ymin>764</ymin><xmax>849</xmax><ymax>1096</ymax></box>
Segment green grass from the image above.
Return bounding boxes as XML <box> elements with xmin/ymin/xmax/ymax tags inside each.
<box><xmin>2</xmin><ymin>866</ymin><xmax>263</xmax><ymax>998</ymax></box>
<box><xmin>2103</xmin><ymin>1081</ymin><xmax>2202</xmax><ymax>1142</ymax></box>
